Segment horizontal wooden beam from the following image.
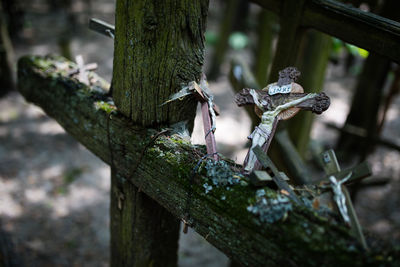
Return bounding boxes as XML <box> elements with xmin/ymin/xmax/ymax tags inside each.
<box><xmin>251</xmin><ymin>0</ymin><xmax>400</xmax><ymax>63</ymax></box>
<box><xmin>325</xmin><ymin>122</ymin><xmax>400</xmax><ymax>152</ymax></box>
<box><xmin>17</xmin><ymin>56</ymin><xmax>396</xmax><ymax>266</ymax></box>
<box><xmin>89</xmin><ymin>18</ymin><xmax>115</xmax><ymax>39</ymax></box>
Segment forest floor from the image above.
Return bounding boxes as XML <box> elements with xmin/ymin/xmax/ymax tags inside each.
<box><xmin>1</xmin><ymin>1</ymin><xmax>400</xmax><ymax>266</ymax></box>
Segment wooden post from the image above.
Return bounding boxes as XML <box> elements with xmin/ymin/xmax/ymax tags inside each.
<box><xmin>110</xmin><ymin>0</ymin><xmax>209</xmax><ymax>265</ymax></box>
<box><xmin>112</xmin><ymin>0</ymin><xmax>209</xmax><ymax>127</ymax></box>
<box><xmin>253</xmin><ymin>9</ymin><xmax>276</xmax><ymax>86</ymax></box>
<box><xmin>207</xmin><ymin>0</ymin><xmax>241</xmax><ymax>80</ymax></box>
<box><xmin>0</xmin><ymin>1</ymin><xmax>14</xmax><ymax>97</ymax></box>
<box><xmin>288</xmin><ymin>30</ymin><xmax>332</xmax><ymax>156</ymax></box>
<box><xmin>110</xmin><ymin>171</ymin><xmax>180</xmax><ymax>266</ymax></box>
<box><xmin>262</xmin><ymin>0</ymin><xmax>311</xmax><ymax>182</ymax></box>
<box><xmin>267</xmin><ymin>0</ymin><xmax>306</xmax><ymax>83</ymax></box>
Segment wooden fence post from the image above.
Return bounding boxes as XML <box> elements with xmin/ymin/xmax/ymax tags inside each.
<box><xmin>267</xmin><ymin>0</ymin><xmax>306</xmax><ymax>83</ymax></box>
<box><xmin>112</xmin><ymin>0</ymin><xmax>209</xmax><ymax>127</ymax></box>
<box><xmin>110</xmin><ymin>0</ymin><xmax>209</xmax><ymax>265</ymax></box>
<box><xmin>253</xmin><ymin>9</ymin><xmax>276</xmax><ymax>86</ymax></box>
<box><xmin>262</xmin><ymin>0</ymin><xmax>309</xmax><ymax>180</ymax></box>
<box><xmin>110</xmin><ymin>171</ymin><xmax>180</xmax><ymax>266</ymax></box>
<box><xmin>0</xmin><ymin>1</ymin><xmax>15</xmax><ymax>97</ymax></box>
<box><xmin>288</xmin><ymin>30</ymin><xmax>332</xmax><ymax>156</ymax></box>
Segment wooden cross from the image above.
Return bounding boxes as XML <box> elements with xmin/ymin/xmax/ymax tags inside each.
<box><xmin>249</xmin><ymin>169</ymin><xmax>289</xmax><ymax>187</ymax></box>
<box><xmin>235</xmin><ymin>67</ymin><xmax>330</xmax><ymax>173</ymax></box>
<box><xmin>253</xmin><ymin>145</ymin><xmax>301</xmax><ymax>205</ymax></box>
<box><xmin>319</xmin><ymin>149</ymin><xmax>370</xmax><ymax>250</ymax></box>
<box><xmin>69</xmin><ymin>55</ymin><xmax>98</xmax><ymax>86</ymax></box>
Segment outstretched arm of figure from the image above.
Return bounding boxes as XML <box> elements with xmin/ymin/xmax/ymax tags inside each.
<box><xmin>274</xmin><ymin>93</ymin><xmax>317</xmax><ymax>115</ymax></box>
<box><xmin>249</xmin><ymin>89</ymin><xmax>267</xmax><ymax>110</ymax></box>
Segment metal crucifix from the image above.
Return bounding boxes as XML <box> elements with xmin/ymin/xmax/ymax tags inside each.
<box><xmin>235</xmin><ymin>67</ymin><xmax>330</xmax><ymax>174</ymax></box>
<box><xmin>319</xmin><ymin>149</ymin><xmax>370</xmax><ymax>250</ymax></box>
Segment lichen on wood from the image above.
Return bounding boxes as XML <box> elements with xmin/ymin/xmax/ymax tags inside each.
<box><xmin>17</xmin><ymin>55</ymin><xmax>400</xmax><ymax>266</ymax></box>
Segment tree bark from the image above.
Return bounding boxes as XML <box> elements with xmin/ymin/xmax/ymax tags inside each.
<box><xmin>110</xmin><ymin>170</ymin><xmax>180</xmax><ymax>267</ymax></box>
<box><xmin>112</xmin><ymin>0</ymin><xmax>209</xmax><ymax>127</ymax></box>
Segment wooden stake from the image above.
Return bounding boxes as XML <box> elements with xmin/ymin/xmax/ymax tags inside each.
<box><xmin>253</xmin><ymin>145</ymin><xmax>301</xmax><ymax>205</ymax></box>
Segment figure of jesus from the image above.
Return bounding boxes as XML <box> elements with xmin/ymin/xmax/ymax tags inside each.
<box><xmin>235</xmin><ymin>67</ymin><xmax>330</xmax><ymax>174</ymax></box>
<box><xmin>244</xmin><ymin>89</ymin><xmax>318</xmax><ymax>173</ymax></box>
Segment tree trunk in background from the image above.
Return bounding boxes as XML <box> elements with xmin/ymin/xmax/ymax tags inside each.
<box><xmin>253</xmin><ymin>9</ymin><xmax>276</xmax><ymax>87</ymax></box>
<box><xmin>111</xmin><ymin>0</ymin><xmax>209</xmax><ymax>265</ymax></box>
<box><xmin>263</xmin><ymin>0</ymin><xmax>312</xmax><ymax>183</ymax></box>
<box><xmin>288</xmin><ymin>30</ymin><xmax>332</xmax><ymax>157</ymax></box>
<box><xmin>58</xmin><ymin>0</ymin><xmax>75</xmax><ymax>60</ymax></box>
<box><xmin>0</xmin><ymin>221</ymin><xmax>22</xmax><ymax>267</ymax></box>
<box><xmin>113</xmin><ymin>0</ymin><xmax>209</xmax><ymax>127</ymax></box>
<box><xmin>206</xmin><ymin>0</ymin><xmax>240</xmax><ymax>80</ymax></box>
<box><xmin>0</xmin><ymin>1</ymin><xmax>14</xmax><ymax>97</ymax></box>
<box><xmin>337</xmin><ymin>53</ymin><xmax>390</xmax><ymax>159</ymax></box>
<box><xmin>337</xmin><ymin>0</ymin><xmax>398</xmax><ymax>160</ymax></box>
<box><xmin>267</xmin><ymin>0</ymin><xmax>306</xmax><ymax>83</ymax></box>
<box><xmin>1</xmin><ymin>0</ymin><xmax>23</xmax><ymax>40</ymax></box>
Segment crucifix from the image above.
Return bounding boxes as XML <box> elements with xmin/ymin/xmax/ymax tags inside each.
<box><xmin>235</xmin><ymin>67</ymin><xmax>330</xmax><ymax>174</ymax></box>
<box><xmin>319</xmin><ymin>149</ymin><xmax>370</xmax><ymax>250</ymax></box>
<box><xmin>69</xmin><ymin>55</ymin><xmax>98</xmax><ymax>86</ymax></box>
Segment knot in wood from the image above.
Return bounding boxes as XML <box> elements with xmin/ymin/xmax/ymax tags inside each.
<box><xmin>144</xmin><ymin>14</ymin><xmax>158</xmax><ymax>31</ymax></box>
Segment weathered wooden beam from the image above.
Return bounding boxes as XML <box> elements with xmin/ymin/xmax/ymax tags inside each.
<box><xmin>267</xmin><ymin>0</ymin><xmax>306</xmax><ymax>82</ymax></box>
<box><xmin>18</xmin><ymin>56</ymin><xmax>398</xmax><ymax>266</ymax></box>
<box><xmin>251</xmin><ymin>0</ymin><xmax>400</xmax><ymax>63</ymax></box>
<box><xmin>326</xmin><ymin>122</ymin><xmax>400</xmax><ymax>152</ymax></box>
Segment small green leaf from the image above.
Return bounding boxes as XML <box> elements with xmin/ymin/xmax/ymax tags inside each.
<box><xmin>357</xmin><ymin>48</ymin><xmax>369</xmax><ymax>58</ymax></box>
